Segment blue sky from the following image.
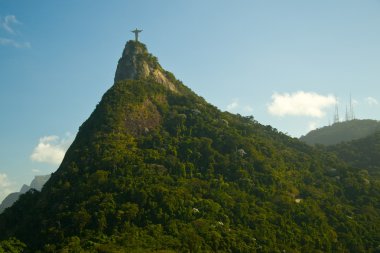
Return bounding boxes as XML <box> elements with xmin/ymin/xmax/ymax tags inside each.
<box><xmin>1</xmin><ymin>0</ymin><xmax>380</xmax><ymax>201</ymax></box>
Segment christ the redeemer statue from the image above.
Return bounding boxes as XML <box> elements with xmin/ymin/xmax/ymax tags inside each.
<box><xmin>132</xmin><ymin>28</ymin><xmax>143</xmax><ymax>42</ymax></box>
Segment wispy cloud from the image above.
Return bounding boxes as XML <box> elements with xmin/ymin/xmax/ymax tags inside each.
<box><xmin>243</xmin><ymin>105</ymin><xmax>254</xmax><ymax>113</ymax></box>
<box><xmin>0</xmin><ymin>37</ymin><xmax>30</xmax><ymax>48</ymax></box>
<box><xmin>365</xmin><ymin>97</ymin><xmax>378</xmax><ymax>106</ymax></box>
<box><xmin>268</xmin><ymin>91</ymin><xmax>336</xmax><ymax>118</ymax></box>
<box><xmin>308</xmin><ymin>121</ymin><xmax>319</xmax><ymax>131</ymax></box>
<box><xmin>30</xmin><ymin>134</ymin><xmax>74</xmax><ymax>165</ymax></box>
<box><xmin>0</xmin><ymin>15</ymin><xmax>31</xmax><ymax>48</ymax></box>
<box><xmin>0</xmin><ymin>173</ymin><xmax>15</xmax><ymax>202</ymax></box>
<box><xmin>226</xmin><ymin>99</ymin><xmax>239</xmax><ymax>111</ymax></box>
<box><xmin>0</xmin><ymin>15</ymin><xmax>20</xmax><ymax>34</ymax></box>
<box><xmin>226</xmin><ymin>99</ymin><xmax>254</xmax><ymax>115</ymax></box>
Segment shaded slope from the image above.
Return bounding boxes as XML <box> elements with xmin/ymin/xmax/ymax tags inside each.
<box><xmin>0</xmin><ymin>41</ymin><xmax>380</xmax><ymax>252</ymax></box>
<box><xmin>300</xmin><ymin>119</ymin><xmax>380</xmax><ymax>146</ymax></box>
<box><xmin>327</xmin><ymin>131</ymin><xmax>380</xmax><ymax>177</ymax></box>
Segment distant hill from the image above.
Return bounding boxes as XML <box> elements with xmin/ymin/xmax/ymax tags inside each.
<box><xmin>29</xmin><ymin>175</ymin><xmax>51</xmax><ymax>191</ymax></box>
<box><xmin>0</xmin><ymin>192</ymin><xmax>23</xmax><ymax>214</ymax></box>
<box><xmin>0</xmin><ymin>175</ymin><xmax>50</xmax><ymax>213</ymax></box>
<box><xmin>300</xmin><ymin>119</ymin><xmax>380</xmax><ymax>146</ymax></box>
<box><xmin>327</xmin><ymin>131</ymin><xmax>380</xmax><ymax>177</ymax></box>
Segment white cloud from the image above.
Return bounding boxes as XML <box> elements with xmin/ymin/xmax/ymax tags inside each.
<box><xmin>32</xmin><ymin>169</ymin><xmax>42</xmax><ymax>173</ymax></box>
<box><xmin>365</xmin><ymin>97</ymin><xmax>378</xmax><ymax>106</ymax></box>
<box><xmin>0</xmin><ymin>15</ymin><xmax>20</xmax><ymax>34</ymax></box>
<box><xmin>226</xmin><ymin>99</ymin><xmax>254</xmax><ymax>115</ymax></box>
<box><xmin>226</xmin><ymin>99</ymin><xmax>239</xmax><ymax>111</ymax></box>
<box><xmin>308</xmin><ymin>121</ymin><xmax>318</xmax><ymax>131</ymax></box>
<box><xmin>0</xmin><ymin>15</ymin><xmax>31</xmax><ymax>48</ymax></box>
<box><xmin>30</xmin><ymin>134</ymin><xmax>73</xmax><ymax>165</ymax></box>
<box><xmin>267</xmin><ymin>91</ymin><xmax>336</xmax><ymax>118</ymax></box>
<box><xmin>0</xmin><ymin>37</ymin><xmax>31</xmax><ymax>48</ymax></box>
<box><xmin>0</xmin><ymin>173</ymin><xmax>15</xmax><ymax>202</ymax></box>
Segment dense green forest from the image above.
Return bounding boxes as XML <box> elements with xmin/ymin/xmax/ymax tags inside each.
<box><xmin>300</xmin><ymin>119</ymin><xmax>380</xmax><ymax>146</ymax></box>
<box><xmin>326</xmin><ymin>131</ymin><xmax>380</xmax><ymax>178</ymax></box>
<box><xmin>1</xmin><ymin>41</ymin><xmax>380</xmax><ymax>252</ymax></box>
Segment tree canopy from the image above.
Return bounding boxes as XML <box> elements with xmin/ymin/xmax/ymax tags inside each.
<box><xmin>1</xmin><ymin>42</ymin><xmax>380</xmax><ymax>252</ymax></box>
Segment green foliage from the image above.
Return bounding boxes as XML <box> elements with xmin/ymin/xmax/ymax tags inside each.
<box><xmin>327</xmin><ymin>131</ymin><xmax>380</xmax><ymax>177</ymax></box>
<box><xmin>0</xmin><ymin>72</ymin><xmax>380</xmax><ymax>252</ymax></box>
<box><xmin>0</xmin><ymin>237</ymin><xmax>26</xmax><ymax>253</ymax></box>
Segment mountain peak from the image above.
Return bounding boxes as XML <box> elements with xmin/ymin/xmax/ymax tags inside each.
<box><xmin>114</xmin><ymin>40</ymin><xmax>177</xmax><ymax>92</ymax></box>
<box><xmin>2</xmin><ymin>39</ymin><xmax>380</xmax><ymax>252</ymax></box>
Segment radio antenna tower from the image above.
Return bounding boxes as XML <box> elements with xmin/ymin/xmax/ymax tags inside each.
<box><xmin>333</xmin><ymin>102</ymin><xmax>340</xmax><ymax>124</ymax></box>
<box><xmin>349</xmin><ymin>93</ymin><xmax>355</xmax><ymax>120</ymax></box>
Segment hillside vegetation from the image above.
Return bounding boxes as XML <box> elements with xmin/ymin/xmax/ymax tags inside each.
<box><xmin>1</xmin><ymin>41</ymin><xmax>380</xmax><ymax>253</ymax></box>
<box><xmin>300</xmin><ymin>119</ymin><xmax>380</xmax><ymax>146</ymax></box>
<box><xmin>327</xmin><ymin>131</ymin><xmax>380</xmax><ymax>178</ymax></box>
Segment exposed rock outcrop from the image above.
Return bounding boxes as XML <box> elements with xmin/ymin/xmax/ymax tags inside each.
<box><xmin>114</xmin><ymin>40</ymin><xmax>177</xmax><ymax>92</ymax></box>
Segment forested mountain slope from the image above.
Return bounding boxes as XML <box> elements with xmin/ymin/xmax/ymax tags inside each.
<box><xmin>327</xmin><ymin>131</ymin><xmax>380</xmax><ymax>178</ymax></box>
<box><xmin>300</xmin><ymin>119</ymin><xmax>380</xmax><ymax>146</ymax></box>
<box><xmin>1</xmin><ymin>41</ymin><xmax>380</xmax><ymax>253</ymax></box>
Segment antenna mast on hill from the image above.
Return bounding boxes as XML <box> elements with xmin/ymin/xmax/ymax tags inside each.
<box><xmin>349</xmin><ymin>93</ymin><xmax>355</xmax><ymax>120</ymax></box>
<box><xmin>340</xmin><ymin>94</ymin><xmax>356</xmax><ymax>122</ymax></box>
<box><xmin>344</xmin><ymin>93</ymin><xmax>355</xmax><ymax>121</ymax></box>
<box><xmin>333</xmin><ymin>96</ymin><xmax>340</xmax><ymax>124</ymax></box>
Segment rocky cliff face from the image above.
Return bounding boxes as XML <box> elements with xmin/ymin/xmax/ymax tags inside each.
<box><xmin>114</xmin><ymin>40</ymin><xmax>177</xmax><ymax>92</ymax></box>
